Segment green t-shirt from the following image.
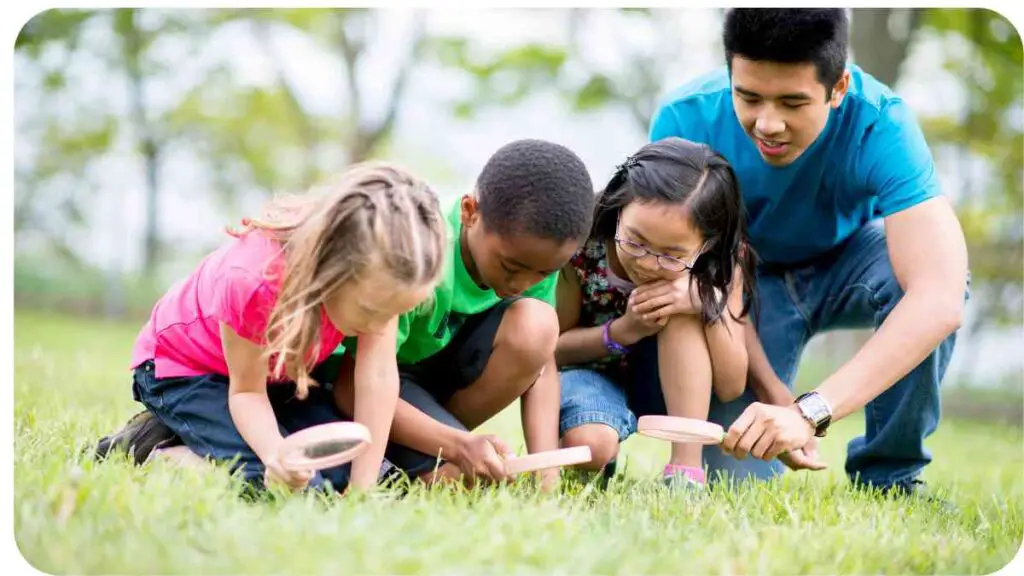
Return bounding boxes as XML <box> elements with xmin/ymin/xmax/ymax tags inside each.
<box><xmin>335</xmin><ymin>199</ymin><xmax>558</xmax><ymax>365</ymax></box>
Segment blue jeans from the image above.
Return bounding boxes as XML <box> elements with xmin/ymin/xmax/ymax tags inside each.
<box><xmin>132</xmin><ymin>357</ymin><xmax>354</xmax><ymax>493</ymax></box>
<box><xmin>558</xmin><ymin>344</ymin><xmax>682</xmax><ymax>449</ymax></box>
<box><xmin>705</xmin><ymin>220</ymin><xmax>966</xmax><ymax>487</ymax></box>
<box><xmin>559</xmin><ymin>369</ymin><xmax>638</xmax><ymax>442</ymax></box>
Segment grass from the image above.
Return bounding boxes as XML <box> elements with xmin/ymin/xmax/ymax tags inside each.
<box><xmin>14</xmin><ymin>309</ymin><xmax>1024</xmax><ymax>574</ymax></box>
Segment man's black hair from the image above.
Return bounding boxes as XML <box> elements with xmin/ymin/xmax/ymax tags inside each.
<box><xmin>723</xmin><ymin>8</ymin><xmax>849</xmax><ymax>97</ymax></box>
<box><xmin>475</xmin><ymin>139</ymin><xmax>595</xmax><ymax>242</ymax></box>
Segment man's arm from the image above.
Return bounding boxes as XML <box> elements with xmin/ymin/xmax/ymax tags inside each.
<box><xmin>814</xmin><ymin>197</ymin><xmax>967</xmax><ymax>420</ymax></box>
<box><xmin>743</xmin><ymin>322</ymin><xmax>794</xmax><ymax>406</ymax></box>
<box><xmin>719</xmin><ymin>215</ymin><xmax>968</xmax><ymax>469</ymax></box>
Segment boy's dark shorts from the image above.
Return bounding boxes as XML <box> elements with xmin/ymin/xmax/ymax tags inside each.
<box><xmin>385</xmin><ymin>298</ymin><xmax>517</xmax><ymax>477</ymax></box>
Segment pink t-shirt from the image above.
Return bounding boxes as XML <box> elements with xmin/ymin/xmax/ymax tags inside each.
<box><xmin>131</xmin><ymin>231</ymin><xmax>345</xmax><ymax>380</ymax></box>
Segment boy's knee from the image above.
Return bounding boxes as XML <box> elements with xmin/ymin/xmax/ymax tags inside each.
<box><xmin>495</xmin><ymin>298</ymin><xmax>559</xmax><ymax>366</ymax></box>
<box><xmin>562</xmin><ymin>424</ymin><xmax>619</xmax><ymax>471</ymax></box>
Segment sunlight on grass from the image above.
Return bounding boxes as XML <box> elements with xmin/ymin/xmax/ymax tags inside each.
<box><xmin>13</xmin><ymin>310</ymin><xmax>1024</xmax><ymax>574</ymax></box>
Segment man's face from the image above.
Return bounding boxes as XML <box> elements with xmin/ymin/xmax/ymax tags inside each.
<box><xmin>461</xmin><ymin>196</ymin><xmax>579</xmax><ymax>298</ymax></box>
<box><xmin>729</xmin><ymin>56</ymin><xmax>849</xmax><ymax>167</ymax></box>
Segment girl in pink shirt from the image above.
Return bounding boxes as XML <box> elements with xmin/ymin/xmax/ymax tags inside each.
<box><xmin>97</xmin><ymin>162</ymin><xmax>446</xmax><ymax>494</ymax></box>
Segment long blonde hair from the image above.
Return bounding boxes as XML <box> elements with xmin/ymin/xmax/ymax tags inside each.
<box><xmin>229</xmin><ymin>161</ymin><xmax>447</xmax><ymax>398</ymax></box>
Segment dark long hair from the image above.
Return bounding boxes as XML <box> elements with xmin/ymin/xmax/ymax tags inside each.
<box><xmin>592</xmin><ymin>137</ymin><xmax>758</xmax><ymax>325</ymax></box>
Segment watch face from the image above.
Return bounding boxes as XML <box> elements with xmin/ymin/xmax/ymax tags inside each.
<box><xmin>800</xmin><ymin>394</ymin><xmax>831</xmax><ymax>424</ymax></box>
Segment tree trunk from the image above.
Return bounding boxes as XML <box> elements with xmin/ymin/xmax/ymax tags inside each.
<box><xmin>116</xmin><ymin>8</ymin><xmax>161</xmax><ymax>276</ymax></box>
<box><xmin>850</xmin><ymin>8</ymin><xmax>924</xmax><ymax>86</ymax></box>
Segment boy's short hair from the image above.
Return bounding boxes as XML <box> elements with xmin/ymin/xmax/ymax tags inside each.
<box><xmin>723</xmin><ymin>8</ymin><xmax>849</xmax><ymax>93</ymax></box>
<box><xmin>475</xmin><ymin>139</ymin><xmax>595</xmax><ymax>242</ymax></box>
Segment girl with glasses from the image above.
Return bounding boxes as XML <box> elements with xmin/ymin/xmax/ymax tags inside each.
<box><xmin>554</xmin><ymin>137</ymin><xmax>758</xmax><ymax>490</ymax></box>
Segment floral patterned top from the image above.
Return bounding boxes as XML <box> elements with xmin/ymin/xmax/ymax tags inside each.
<box><xmin>564</xmin><ymin>238</ymin><xmax>635</xmax><ymax>377</ymax></box>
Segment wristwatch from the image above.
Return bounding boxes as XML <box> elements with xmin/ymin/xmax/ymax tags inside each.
<box><xmin>795</xmin><ymin>391</ymin><xmax>832</xmax><ymax>437</ymax></box>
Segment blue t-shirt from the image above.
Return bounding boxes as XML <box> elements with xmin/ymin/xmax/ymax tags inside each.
<box><xmin>649</xmin><ymin>64</ymin><xmax>940</xmax><ymax>265</ymax></box>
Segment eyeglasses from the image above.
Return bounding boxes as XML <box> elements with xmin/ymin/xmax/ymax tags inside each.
<box><xmin>613</xmin><ymin>237</ymin><xmax>707</xmax><ymax>273</ymax></box>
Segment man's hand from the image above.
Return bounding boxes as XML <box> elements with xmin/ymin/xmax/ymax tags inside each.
<box><xmin>451</xmin><ymin>433</ymin><xmax>513</xmax><ymax>484</ymax></box>
<box><xmin>778</xmin><ymin>437</ymin><xmax>827</xmax><ymax>471</ymax></box>
<box><xmin>722</xmin><ymin>402</ymin><xmax>824</xmax><ymax>468</ymax></box>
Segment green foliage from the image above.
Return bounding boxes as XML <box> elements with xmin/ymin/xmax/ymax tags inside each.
<box><xmin>168</xmin><ymin>76</ymin><xmax>340</xmax><ymax>199</ymax></box>
<box><xmin>924</xmin><ymin>9</ymin><xmax>1022</xmax><ymax>207</ymax></box>
<box><xmin>919</xmin><ymin>9</ymin><xmax>1023</xmax><ymax>325</ymax></box>
<box><xmin>15</xmin><ymin>9</ymin><xmax>97</xmax><ymax>55</ymax></box>
<box><xmin>428</xmin><ymin>9</ymin><xmax>692</xmax><ymax>133</ymax></box>
<box><xmin>573</xmin><ymin>74</ymin><xmax>615</xmax><ymax>111</ymax></box>
<box><xmin>428</xmin><ymin>37</ymin><xmax>567</xmax><ymax>116</ymax></box>
<box><xmin>14</xmin><ymin>7</ymin><xmax>435</xmax><ymax>276</ymax></box>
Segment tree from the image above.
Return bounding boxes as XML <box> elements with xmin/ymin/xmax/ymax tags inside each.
<box><xmin>919</xmin><ymin>9</ymin><xmax>1023</xmax><ymax>330</ymax></box>
<box><xmin>168</xmin><ymin>8</ymin><xmax>429</xmax><ymax>200</ymax></box>
<box><xmin>16</xmin><ymin>8</ymin><xmax>206</xmax><ymax>274</ymax></box>
<box><xmin>432</xmin><ymin>8</ymin><xmax>930</xmax><ymax>134</ymax></box>
<box><xmin>114</xmin><ymin>8</ymin><xmax>162</xmax><ymax>275</ymax></box>
<box><xmin>850</xmin><ymin>9</ymin><xmax>925</xmax><ymax>86</ymax></box>
<box><xmin>429</xmin><ymin>8</ymin><xmax>706</xmax><ymax>137</ymax></box>
<box><xmin>16</xmin><ymin>9</ymin><xmax>112</xmax><ymax>260</ymax></box>
<box><xmin>15</xmin><ymin>8</ymin><xmax>439</xmax><ymax>277</ymax></box>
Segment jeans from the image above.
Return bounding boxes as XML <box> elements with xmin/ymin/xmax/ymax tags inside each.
<box><xmin>132</xmin><ymin>357</ymin><xmax>354</xmax><ymax>493</ymax></box>
<box><xmin>558</xmin><ymin>368</ymin><xmax>639</xmax><ymax>442</ymax></box>
<box><xmin>704</xmin><ymin>220</ymin><xmax>966</xmax><ymax>487</ymax></box>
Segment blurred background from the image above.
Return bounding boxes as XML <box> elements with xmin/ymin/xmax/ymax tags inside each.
<box><xmin>13</xmin><ymin>8</ymin><xmax>1023</xmax><ymax>421</ymax></box>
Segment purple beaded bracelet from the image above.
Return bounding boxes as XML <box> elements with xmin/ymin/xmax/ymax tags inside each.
<box><xmin>602</xmin><ymin>319</ymin><xmax>630</xmax><ymax>355</ymax></box>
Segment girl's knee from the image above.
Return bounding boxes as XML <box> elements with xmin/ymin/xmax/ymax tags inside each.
<box><xmin>657</xmin><ymin>314</ymin><xmax>713</xmax><ymax>369</ymax></box>
<box><xmin>563</xmin><ymin>424</ymin><xmax>620</xmax><ymax>471</ymax></box>
<box><xmin>660</xmin><ymin>312</ymin><xmax>705</xmax><ymax>337</ymax></box>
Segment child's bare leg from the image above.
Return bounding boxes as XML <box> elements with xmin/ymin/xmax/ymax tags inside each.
<box><xmin>147</xmin><ymin>445</ymin><xmax>210</xmax><ymax>469</ymax></box>
<box><xmin>561</xmin><ymin>424</ymin><xmax>619</xmax><ymax>472</ymax></box>
<box><xmin>658</xmin><ymin>314</ymin><xmax>713</xmax><ymax>469</ymax></box>
<box><xmin>444</xmin><ymin>298</ymin><xmax>558</xmax><ymax>429</ymax></box>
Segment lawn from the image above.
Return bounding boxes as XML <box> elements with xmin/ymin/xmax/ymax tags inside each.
<box><xmin>13</xmin><ymin>310</ymin><xmax>1024</xmax><ymax>574</ymax></box>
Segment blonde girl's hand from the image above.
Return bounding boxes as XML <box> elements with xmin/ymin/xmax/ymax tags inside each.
<box><xmin>264</xmin><ymin>456</ymin><xmax>314</xmax><ymax>491</ymax></box>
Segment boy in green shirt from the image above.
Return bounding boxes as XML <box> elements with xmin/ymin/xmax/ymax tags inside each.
<box><xmin>334</xmin><ymin>139</ymin><xmax>596</xmax><ymax>489</ymax></box>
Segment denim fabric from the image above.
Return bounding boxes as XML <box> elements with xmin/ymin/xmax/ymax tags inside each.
<box><xmin>705</xmin><ymin>220</ymin><xmax>966</xmax><ymax>487</ymax></box>
<box><xmin>132</xmin><ymin>357</ymin><xmax>353</xmax><ymax>492</ymax></box>
<box><xmin>558</xmin><ymin>369</ymin><xmax>638</xmax><ymax>441</ymax></box>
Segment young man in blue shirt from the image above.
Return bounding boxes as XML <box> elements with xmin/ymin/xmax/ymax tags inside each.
<box><xmin>648</xmin><ymin>8</ymin><xmax>969</xmax><ymax>496</ymax></box>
